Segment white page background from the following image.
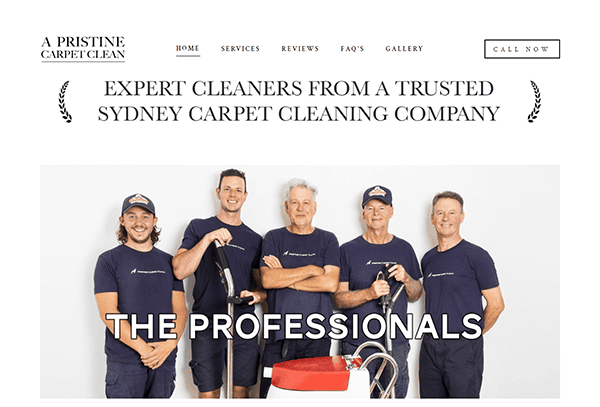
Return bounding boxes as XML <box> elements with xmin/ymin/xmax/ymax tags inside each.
<box><xmin>2</xmin><ymin>0</ymin><xmax>595</xmax><ymax>405</ymax></box>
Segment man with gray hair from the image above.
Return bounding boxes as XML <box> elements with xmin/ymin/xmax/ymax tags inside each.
<box><xmin>258</xmin><ymin>178</ymin><xmax>341</xmax><ymax>398</ymax></box>
<box><xmin>419</xmin><ymin>191</ymin><xmax>504</xmax><ymax>398</ymax></box>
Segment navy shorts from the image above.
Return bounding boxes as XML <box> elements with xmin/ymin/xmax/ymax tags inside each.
<box><xmin>189</xmin><ymin>332</ymin><xmax>260</xmax><ymax>393</ymax></box>
<box><xmin>105</xmin><ymin>359</ymin><xmax>176</xmax><ymax>398</ymax></box>
<box><xmin>419</xmin><ymin>335</ymin><xmax>484</xmax><ymax>398</ymax></box>
<box><xmin>259</xmin><ymin>338</ymin><xmax>331</xmax><ymax>398</ymax></box>
<box><xmin>341</xmin><ymin>340</ymin><xmax>410</xmax><ymax>398</ymax></box>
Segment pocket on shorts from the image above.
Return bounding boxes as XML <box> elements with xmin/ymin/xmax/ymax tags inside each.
<box><xmin>105</xmin><ymin>364</ymin><xmax>126</xmax><ymax>398</ymax></box>
<box><xmin>105</xmin><ymin>370</ymin><xmax>118</xmax><ymax>386</ymax></box>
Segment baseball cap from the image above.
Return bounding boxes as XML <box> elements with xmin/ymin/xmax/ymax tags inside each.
<box><xmin>121</xmin><ymin>193</ymin><xmax>156</xmax><ymax>215</ymax></box>
<box><xmin>362</xmin><ymin>185</ymin><xmax>393</xmax><ymax>207</ymax></box>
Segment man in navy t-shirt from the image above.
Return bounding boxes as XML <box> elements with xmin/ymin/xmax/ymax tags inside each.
<box><xmin>334</xmin><ymin>185</ymin><xmax>423</xmax><ymax>398</ymax></box>
<box><xmin>172</xmin><ymin>169</ymin><xmax>264</xmax><ymax>399</ymax></box>
<box><xmin>419</xmin><ymin>191</ymin><xmax>505</xmax><ymax>398</ymax></box>
<box><xmin>259</xmin><ymin>178</ymin><xmax>340</xmax><ymax>398</ymax></box>
<box><xmin>94</xmin><ymin>193</ymin><xmax>186</xmax><ymax>398</ymax></box>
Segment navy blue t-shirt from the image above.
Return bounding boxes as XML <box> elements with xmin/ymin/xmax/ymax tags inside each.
<box><xmin>339</xmin><ymin>235</ymin><xmax>422</xmax><ymax>346</ymax></box>
<box><xmin>94</xmin><ymin>244</ymin><xmax>184</xmax><ymax>364</ymax></box>
<box><xmin>179</xmin><ymin>216</ymin><xmax>262</xmax><ymax>322</ymax></box>
<box><xmin>421</xmin><ymin>239</ymin><xmax>499</xmax><ymax>336</ymax></box>
<box><xmin>260</xmin><ymin>227</ymin><xmax>341</xmax><ymax>342</ymax></box>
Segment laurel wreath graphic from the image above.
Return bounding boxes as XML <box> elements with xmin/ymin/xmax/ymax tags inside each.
<box><xmin>527</xmin><ymin>81</ymin><xmax>541</xmax><ymax>123</ymax></box>
<box><xmin>59</xmin><ymin>81</ymin><xmax>72</xmax><ymax>123</ymax></box>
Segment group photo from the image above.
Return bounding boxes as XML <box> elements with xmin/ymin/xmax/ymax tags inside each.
<box><xmin>40</xmin><ymin>165</ymin><xmax>559</xmax><ymax>399</ymax></box>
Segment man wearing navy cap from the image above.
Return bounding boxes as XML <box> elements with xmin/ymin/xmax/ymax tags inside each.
<box><xmin>173</xmin><ymin>169</ymin><xmax>264</xmax><ymax>398</ymax></box>
<box><xmin>419</xmin><ymin>191</ymin><xmax>505</xmax><ymax>398</ymax></box>
<box><xmin>94</xmin><ymin>194</ymin><xmax>187</xmax><ymax>398</ymax></box>
<box><xmin>334</xmin><ymin>185</ymin><xmax>422</xmax><ymax>398</ymax></box>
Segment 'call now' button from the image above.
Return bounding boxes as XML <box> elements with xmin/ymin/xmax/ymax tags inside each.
<box><xmin>484</xmin><ymin>39</ymin><xmax>560</xmax><ymax>59</ymax></box>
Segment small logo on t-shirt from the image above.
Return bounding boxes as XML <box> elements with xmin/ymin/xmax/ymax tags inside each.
<box><xmin>228</xmin><ymin>244</ymin><xmax>246</xmax><ymax>251</ymax></box>
<box><xmin>366</xmin><ymin>260</ymin><xmax>397</xmax><ymax>266</ymax></box>
<box><xmin>282</xmin><ymin>250</ymin><xmax>316</xmax><ymax>257</ymax></box>
<box><xmin>426</xmin><ymin>272</ymin><xmax>454</xmax><ymax>278</ymax></box>
<box><xmin>131</xmin><ymin>268</ymin><xmax>166</xmax><ymax>274</ymax></box>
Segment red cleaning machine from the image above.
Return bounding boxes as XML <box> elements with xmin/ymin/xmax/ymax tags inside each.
<box><xmin>267</xmin><ymin>265</ymin><xmax>404</xmax><ymax>399</ymax></box>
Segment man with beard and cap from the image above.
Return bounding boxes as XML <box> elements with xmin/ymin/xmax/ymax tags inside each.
<box><xmin>94</xmin><ymin>193</ymin><xmax>187</xmax><ymax>398</ymax></box>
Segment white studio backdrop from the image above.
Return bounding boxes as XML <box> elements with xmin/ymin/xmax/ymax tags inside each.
<box><xmin>40</xmin><ymin>165</ymin><xmax>558</xmax><ymax>399</ymax></box>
